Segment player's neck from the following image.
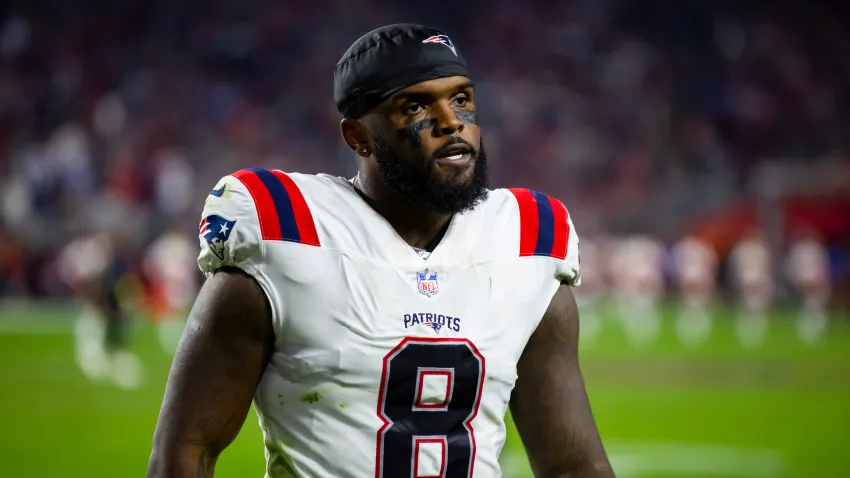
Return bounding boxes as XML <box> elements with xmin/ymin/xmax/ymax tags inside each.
<box><xmin>353</xmin><ymin>176</ymin><xmax>452</xmax><ymax>250</ymax></box>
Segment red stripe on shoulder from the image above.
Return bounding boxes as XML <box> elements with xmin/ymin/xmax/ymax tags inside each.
<box><xmin>231</xmin><ymin>169</ymin><xmax>283</xmax><ymax>241</ymax></box>
<box><xmin>547</xmin><ymin>196</ymin><xmax>570</xmax><ymax>260</ymax></box>
<box><xmin>270</xmin><ymin>170</ymin><xmax>321</xmax><ymax>247</ymax></box>
<box><xmin>507</xmin><ymin>188</ymin><xmax>540</xmax><ymax>257</ymax></box>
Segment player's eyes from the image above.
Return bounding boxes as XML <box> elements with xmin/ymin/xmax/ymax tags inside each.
<box><xmin>453</xmin><ymin>94</ymin><xmax>471</xmax><ymax>107</ymax></box>
<box><xmin>406</xmin><ymin>103</ymin><xmax>423</xmax><ymax>115</ymax></box>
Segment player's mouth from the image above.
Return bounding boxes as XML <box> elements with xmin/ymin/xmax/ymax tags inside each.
<box><xmin>437</xmin><ymin>152</ymin><xmax>471</xmax><ymax>163</ymax></box>
<box><xmin>434</xmin><ymin>143</ymin><xmax>474</xmax><ymax>165</ymax></box>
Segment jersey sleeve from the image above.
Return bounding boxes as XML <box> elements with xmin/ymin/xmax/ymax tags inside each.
<box><xmin>507</xmin><ymin>188</ymin><xmax>581</xmax><ymax>286</ymax></box>
<box><xmin>558</xmin><ymin>213</ymin><xmax>581</xmax><ymax>286</ymax></box>
<box><xmin>197</xmin><ymin>174</ymin><xmax>283</xmax><ymax>331</ymax></box>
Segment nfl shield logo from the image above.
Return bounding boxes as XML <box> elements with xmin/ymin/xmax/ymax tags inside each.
<box><xmin>417</xmin><ymin>269</ymin><xmax>439</xmax><ymax>297</ymax></box>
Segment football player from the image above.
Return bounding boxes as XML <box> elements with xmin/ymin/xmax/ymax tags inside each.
<box><xmin>729</xmin><ymin>230</ymin><xmax>773</xmax><ymax>349</ymax></box>
<box><xmin>58</xmin><ymin>229</ymin><xmax>143</xmax><ymax>389</ymax></box>
<box><xmin>609</xmin><ymin>235</ymin><xmax>665</xmax><ymax>348</ymax></box>
<box><xmin>785</xmin><ymin>232</ymin><xmax>831</xmax><ymax>345</ymax></box>
<box><xmin>671</xmin><ymin>236</ymin><xmax>718</xmax><ymax>348</ymax></box>
<box><xmin>148</xmin><ymin>24</ymin><xmax>613</xmax><ymax>478</ymax></box>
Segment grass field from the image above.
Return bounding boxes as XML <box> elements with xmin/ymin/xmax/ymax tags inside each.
<box><xmin>0</xmin><ymin>300</ymin><xmax>848</xmax><ymax>477</ymax></box>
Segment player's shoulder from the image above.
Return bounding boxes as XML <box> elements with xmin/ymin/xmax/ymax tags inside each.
<box><xmin>482</xmin><ymin>186</ymin><xmax>572</xmax><ymax>216</ymax></box>
<box><xmin>480</xmin><ymin>187</ymin><xmax>576</xmax><ymax>259</ymax></box>
<box><xmin>476</xmin><ymin>187</ymin><xmax>581</xmax><ymax>285</ymax></box>
<box><xmin>202</xmin><ymin>168</ymin><xmax>349</xmax><ymax>247</ymax></box>
<box><xmin>206</xmin><ymin>168</ymin><xmax>333</xmax><ymax>209</ymax></box>
<box><xmin>197</xmin><ymin>168</ymin><xmax>343</xmax><ymax>280</ymax></box>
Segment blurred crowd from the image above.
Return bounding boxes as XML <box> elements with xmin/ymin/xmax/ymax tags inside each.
<box><xmin>0</xmin><ymin>0</ymin><xmax>848</xmax><ymax>301</ymax></box>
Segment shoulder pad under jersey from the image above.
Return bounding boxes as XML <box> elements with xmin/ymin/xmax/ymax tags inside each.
<box><xmin>507</xmin><ymin>188</ymin><xmax>581</xmax><ymax>286</ymax></box>
<box><xmin>197</xmin><ymin>167</ymin><xmax>321</xmax><ymax>276</ymax></box>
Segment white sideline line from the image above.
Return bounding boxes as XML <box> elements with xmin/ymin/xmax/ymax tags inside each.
<box><xmin>501</xmin><ymin>440</ymin><xmax>785</xmax><ymax>478</ymax></box>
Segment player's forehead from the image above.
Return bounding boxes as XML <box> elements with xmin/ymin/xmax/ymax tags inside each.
<box><xmin>388</xmin><ymin>76</ymin><xmax>474</xmax><ymax>102</ymax></box>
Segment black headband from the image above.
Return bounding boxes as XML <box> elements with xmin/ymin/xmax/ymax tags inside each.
<box><xmin>334</xmin><ymin>24</ymin><xmax>470</xmax><ymax>118</ymax></box>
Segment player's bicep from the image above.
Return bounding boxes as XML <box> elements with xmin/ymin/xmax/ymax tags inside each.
<box><xmin>510</xmin><ymin>284</ymin><xmax>613</xmax><ymax>477</ymax></box>
<box><xmin>148</xmin><ymin>267</ymin><xmax>274</xmax><ymax>476</ymax></box>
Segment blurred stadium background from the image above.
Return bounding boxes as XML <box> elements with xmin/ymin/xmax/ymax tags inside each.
<box><xmin>1</xmin><ymin>0</ymin><xmax>849</xmax><ymax>477</ymax></box>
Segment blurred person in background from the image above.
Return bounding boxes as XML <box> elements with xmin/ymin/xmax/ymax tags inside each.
<box><xmin>785</xmin><ymin>230</ymin><xmax>832</xmax><ymax>346</ymax></box>
<box><xmin>148</xmin><ymin>24</ymin><xmax>613</xmax><ymax>478</ymax></box>
<box><xmin>671</xmin><ymin>236</ymin><xmax>719</xmax><ymax>348</ymax></box>
<box><xmin>57</xmin><ymin>228</ymin><xmax>144</xmax><ymax>389</ymax></box>
<box><xmin>142</xmin><ymin>221</ymin><xmax>198</xmax><ymax>354</ymax></box>
<box><xmin>729</xmin><ymin>230</ymin><xmax>774</xmax><ymax>349</ymax></box>
<box><xmin>609</xmin><ymin>235</ymin><xmax>665</xmax><ymax>348</ymax></box>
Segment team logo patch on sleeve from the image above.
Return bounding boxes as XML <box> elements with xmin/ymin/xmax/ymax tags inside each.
<box><xmin>422</xmin><ymin>34</ymin><xmax>457</xmax><ymax>56</ymax></box>
<box><xmin>199</xmin><ymin>214</ymin><xmax>236</xmax><ymax>260</ymax></box>
<box><xmin>417</xmin><ymin>269</ymin><xmax>440</xmax><ymax>297</ymax></box>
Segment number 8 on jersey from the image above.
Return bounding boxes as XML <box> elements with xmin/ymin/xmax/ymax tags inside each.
<box><xmin>376</xmin><ymin>338</ymin><xmax>485</xmax><ymax>478</ymax></box>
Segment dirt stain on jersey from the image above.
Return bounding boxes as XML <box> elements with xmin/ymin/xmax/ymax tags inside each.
<box><xmin>300</xmin><ymin>390</ymin><xmax>323</xmax><ymax>404</ymax></box>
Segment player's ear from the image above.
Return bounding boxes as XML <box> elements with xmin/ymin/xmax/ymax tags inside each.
<box><xmin>340</xmin><ymin>118</ymin><xmax>373</xmax><ymax>158</ymax></box>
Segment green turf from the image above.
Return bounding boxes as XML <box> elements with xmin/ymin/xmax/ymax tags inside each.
<box><xmin>0</xmin><ymin>301</ymin><xmax>847</xmax><ymax>477</ymax></box>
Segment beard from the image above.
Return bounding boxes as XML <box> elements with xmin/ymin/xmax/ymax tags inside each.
<box><xmin>372</xmin><ymin>135</ymin><xmax>489</xmax><ymax>214</ymax></box>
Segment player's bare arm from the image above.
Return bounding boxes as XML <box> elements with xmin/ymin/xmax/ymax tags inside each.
<box><xmin>147</xmin><ymin>267</ymin><xmax>274</xmax><ymax>478</ymax></box>
<box><xmin>511</xmin><ymin>284</ymin><xmax>615</xmax><ymax>478</ymax></box>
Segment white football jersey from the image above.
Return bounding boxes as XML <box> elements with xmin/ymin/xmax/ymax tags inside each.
<box><xmin>609</xmin><ymin>236</ymin><xmax>665</xmax><ymax>299</ymax></box>
<box><xmin>58</xmin><ymin>232</ymin><xmax>115</xmax><ymax>287</ymax></box>
<box><xmin>786</xmin><ymin>239</ymin><xmax>830</xmax><ymax>289</ymax></box>
<box><xmin>197</xmin><ymin>168</ymin><xmax>581</xmax><ymax>478</ymax></box>
<box><xmin>671</xmin><ymin>237</ymin><xmax>718</xmax><ymax>290</ymax></box>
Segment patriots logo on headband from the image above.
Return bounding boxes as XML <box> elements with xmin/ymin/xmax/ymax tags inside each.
<box><xmin>422</xmin><ymin>34</ymin><xmax>457</xmax><ymax>56</ymax></box>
